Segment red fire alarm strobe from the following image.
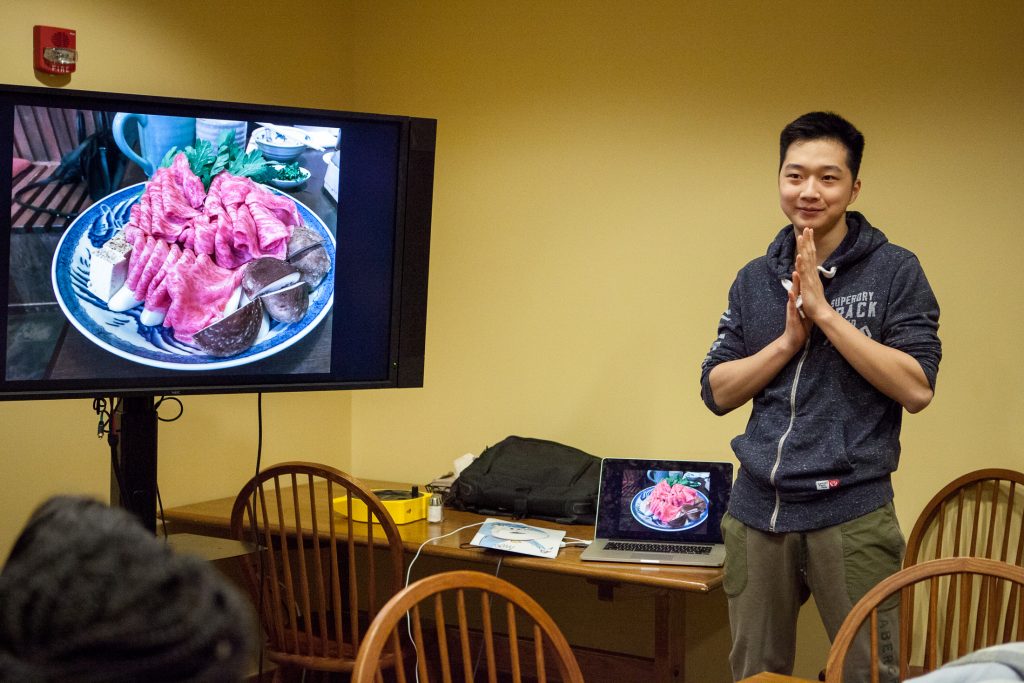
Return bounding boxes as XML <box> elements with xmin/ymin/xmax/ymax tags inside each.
<box><xmin>34</xmin><ymin>25</ymin><xmax>78</xmax><ymax>74</ymax></box>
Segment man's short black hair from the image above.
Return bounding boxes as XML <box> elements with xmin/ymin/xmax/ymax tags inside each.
<box><xmin>780</xmin><ymin>112</ymin><xmax>865</xmax><ymax>180</ymax></box>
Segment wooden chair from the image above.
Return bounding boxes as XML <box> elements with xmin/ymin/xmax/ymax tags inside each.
<box><xmin>230</xmin><ymin>461</ymin><xmax>406</xmax><ymax>681</ymax></box>
<box><xmin>350</xmin><ymin>570</ymin><xmax>585</xmax><ymax>683</ymax></box>
<box><xmin>904</xmin><ymin>468</ymin><xmax>1024</xmax><ymax>568</ymax></box>
<box><xmin>824</xmin><ymin>557</ymin><xmax>1024</xmax><ymax>683</ymax></box>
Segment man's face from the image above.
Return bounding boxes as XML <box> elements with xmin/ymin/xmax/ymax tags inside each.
<box><xmin>778</xmin><ymin>138</ymin><xmax>861</xmax><ymax>238</ymax></box>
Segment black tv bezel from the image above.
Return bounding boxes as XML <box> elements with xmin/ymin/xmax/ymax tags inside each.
<box><xmin>0</xmin><ymin>84</ymin><xmax>434</xmax><ymax>401</ymax></box>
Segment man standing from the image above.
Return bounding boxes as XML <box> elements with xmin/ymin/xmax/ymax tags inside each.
<box><xmin>700</xmin><ymin>112</ymin><xmax>941</xmax><ymax>681</ymax></box>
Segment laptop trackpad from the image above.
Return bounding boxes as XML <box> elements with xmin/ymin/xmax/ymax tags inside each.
<box><xmin>631</xmin><ymin>552</ymin><xmax>670</xmax><ymax>561</ymax></box>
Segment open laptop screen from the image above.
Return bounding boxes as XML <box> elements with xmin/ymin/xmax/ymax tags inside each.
<box><xmin>594</xmin><ymin>458</ymin><xmax>733</xmax><ymax>543</ymax></box>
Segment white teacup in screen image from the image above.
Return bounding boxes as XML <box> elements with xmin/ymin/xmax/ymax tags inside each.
<box><xmin>195</xmin><ymin>119</ymin><xmax>249</xmax><ymax>149</ymax></box>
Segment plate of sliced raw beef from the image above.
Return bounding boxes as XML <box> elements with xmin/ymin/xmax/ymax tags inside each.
<box><xmin>50</xmin><ymin>157</ymin><xmax>335</xmax><ymax>370</ymax></box>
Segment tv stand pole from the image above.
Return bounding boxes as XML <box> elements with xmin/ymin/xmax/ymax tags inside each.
<box><xmin>110</xmin><ymin>395</ymin><xmax>158</xmax><ymax>533</ymax></box>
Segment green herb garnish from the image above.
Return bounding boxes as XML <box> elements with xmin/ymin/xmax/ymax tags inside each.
<box><xmin>663</xmin><ymin>474</ymin><xmax>701</xmax><ymax>489</ymax></box>
<box><xmin>273</xmin><ymin>162</ymin><xmax>305</xmax><ymax>181</ymax></box>
<box><xmin>159</xmin><ymin>130</ymin><xmax>272</xmax><ymax>190</ymax></box>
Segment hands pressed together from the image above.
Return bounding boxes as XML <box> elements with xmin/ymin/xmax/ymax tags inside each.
<box><xmin>709</xmin><ymin>224</ymin><xmax>933</xmax><ymax>412</ymax></box>
<box><xmin>783</xmin><ymin>227</ymin><xmax>823</xmax><ymax>350</ymax></box>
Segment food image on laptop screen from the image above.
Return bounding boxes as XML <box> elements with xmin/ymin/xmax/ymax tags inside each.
<box><xmin>630</xmin><ymin>470</ymin><xmax>710</xmax><ymax>532</ymax></box>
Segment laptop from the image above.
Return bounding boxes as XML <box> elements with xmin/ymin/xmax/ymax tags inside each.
<box><xmin>580</xmin><ymin>458</ymin><xmax>733</xmax><ymax>567</ymax></box>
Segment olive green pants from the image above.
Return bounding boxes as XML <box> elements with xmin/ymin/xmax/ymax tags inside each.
<box><xmin>721</xmin><ymin>503</ymin><xmax>904</xmax><ymax>682</ymax></box>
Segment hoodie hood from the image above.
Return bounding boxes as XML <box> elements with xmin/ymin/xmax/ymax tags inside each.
<box><xmin>766</xmin><ymin>211</ymin><xmax>889</xmax><ymax>281</ymax></box>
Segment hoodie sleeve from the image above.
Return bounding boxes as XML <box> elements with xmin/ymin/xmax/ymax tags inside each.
<box><xmin>700</xmin><ymin>278</ymin><xmax>748</xmax><ymax>415</ymax></box>
<box><xmin>883</xmin><ymin>255</ymin><xmax>942</xmax><ymax>389</ymax></box>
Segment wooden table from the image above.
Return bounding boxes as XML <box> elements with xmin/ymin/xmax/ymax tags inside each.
<box><xmin>163</xmin><ymin>480</ymin><xmax>725</xmax><ymax>683</ymax></box>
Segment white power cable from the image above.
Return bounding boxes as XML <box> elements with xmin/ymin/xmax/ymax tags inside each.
<box><xmin>405</xmin><ymin>521</ymin><xmax>485</xmax><ymax>589</ymax></box>
<box><xmin>404</xmin><ymin>522</ymin><xmax>486</xmax><ymax>683</ymax></box>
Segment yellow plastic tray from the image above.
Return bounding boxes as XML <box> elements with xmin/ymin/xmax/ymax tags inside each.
<box><xmin>333</xmin><ymin>489</ymin><xmax>430</xmax><ymax>525</ymax></box>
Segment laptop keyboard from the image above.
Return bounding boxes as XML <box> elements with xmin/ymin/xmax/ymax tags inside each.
<box><xmin>605</xmin><ymin>541</ymin><xmax>712</xmax><ymax>555</ymax></box>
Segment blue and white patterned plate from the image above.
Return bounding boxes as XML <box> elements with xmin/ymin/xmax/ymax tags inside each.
<box><xmin>630</xmin><ymin>486</ymin><xmax>709</xmax><ymax>532</ymax></box>
<box><xmin>50</xmin><ymin>182</ymin><xmax>335</xmax><ymax>370</ymax></box>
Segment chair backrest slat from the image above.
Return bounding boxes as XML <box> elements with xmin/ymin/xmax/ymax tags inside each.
<box><xmin>257</xmin><ymin>485</ymin><xmax>287</xmax><ymax>647</ymax></box>
<box><xmin>391</xmin><ymin>626</ymin><xmax>408</xmax><ymax>683</ymax></box>
<box><xmin>935</xmin><ymin>500</ymin><xmax>949</xmax><ymax>558</ymax></box>
<box><xmin>987</xmin><ymin>577</ymin><xmax>1005</xmax><ymax>647</ymax></box>
<box><xmin>534</xmin><ymin>623</ymin><xmax>548</xmax><ymax>683</ymax></box>
<box><xmin>288</xmin><ymin>474</ymin><xmax>317</xmax><ymax>656</ymax></box>
<box><xmin>347</xmin><ymin>492</ymin><xmax>360</xmax><ymax>648</ymax></box>
<box><xmin>457</xmin><ymin>589</ymin><xmax>473</xmax><ymax>681</ymax></box>
<box><xmin>431</xmin><ymin>594</ymin><xmax>453</xmax><ymax>683</ymax></box>
<box><xmin>1006</xmin><ymin>482</ymin><xmax>1020</xmax><ymax>565</ymax></box>
<box><xmin>1005</xmin><ymin>581</ymin><xmax>1023</xmax><ymax>642</ymax></box>
<box><xmin>898</xmin><ymin>585</ymin><xmax>912</xmax><ymax>681</ymax></box>
<box><xmin>305</xmin><ymin>475</ymin><xmax>330</xmax><ymax>656</ymax></box>
<box><xmin>327</xmin><ymin>479</ymin><xmax>344</xmax><ymax>650</ymax></box>
<box><xmin>272</xmin><ymin>476</ymin><xmax>302</xmax><ymax>653</ymax></box>
<box><xmin>955</xmin><ymin>489</ymin><xmax>969</xmax><ymax>556</ymax></box>
<box><xmin>480</xmin><ymin>591</ymin><xmax>498</xmax><ymax>683</ymax></box>
<box><xmin>983</xmin><ymin>479</ymin><xmax>997</xmax><ymax>559</ymax></box>
<box><xmin>961</xmin><ymin>572</ymin><xmax>976</xmax><ymax>658</ymax></box>
<box><xmin>366</xmin><ymin>508</ymin><xmax>377</xmax><ymax>618</ymax></box>
<box><xmin>868</xmin><ymin>609</ymin><xmax>879</xmax><ymax>683</ymax></box>
<box><xmin>505</xmin><ymin>602</ymin><xmax>521</xmax><ymax>683</ymax></box>
<box><xmin>941</xmin><ymin>572</ymin><xmax>957</xmax><ymax>660</ymax></box>
<box><xmin>923</xmin><ymin>574</ymin><xmax>938</xmax><ymax>669</ymax></box>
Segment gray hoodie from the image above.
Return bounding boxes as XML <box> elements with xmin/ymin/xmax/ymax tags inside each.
<box><xmin>700</xmin><ymin>212</ymin><xmax>941</xmax><ymax>533</ymax></box>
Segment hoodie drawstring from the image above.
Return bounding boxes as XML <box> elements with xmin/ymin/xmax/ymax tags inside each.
<box><xmin>781</xmin><ymin>265</ymin><xmax>838</xmax><ymax>317</ymax></box>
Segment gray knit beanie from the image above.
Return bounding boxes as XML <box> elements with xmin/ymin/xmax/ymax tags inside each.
<box><xmin>0</xmin><ymin>495</ymin><xmax>255</xmax><ymax>682</ymax></box>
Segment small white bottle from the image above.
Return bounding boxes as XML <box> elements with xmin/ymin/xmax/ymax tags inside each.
<box><xmin>427</xmin><ymin>493</ymin><xmax>444</xmax><ymax>523</ymax></box>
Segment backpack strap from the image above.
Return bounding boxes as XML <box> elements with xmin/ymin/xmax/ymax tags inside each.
<box><xmin>13</xmin><ymin>110</ymin><xmax>124</xmax><ymax>221</ymax></box>
<box><xmin>13</xmin><ymin>176</ymin><xmax>83</xmax><ymax>220</ymax></box>
<box><xmin>512</xmin><ymin>486</ymin><xmax>531</xmax><ymax>519</ymax></box>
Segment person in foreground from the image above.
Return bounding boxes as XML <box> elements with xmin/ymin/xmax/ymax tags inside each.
<box><xmin>0</xmin><ymin>495</ymin><xmax>255</xmax><ymax>682</ymax></box>
<box><xmin>911</xmin><ymin>643</ymin><xmax>1024</xmax><ymax>682</ymax></box>
<box><xmin>700</xmin><ymin>111</ymin><xmax>941</xmax><ymax>682</ymax></box>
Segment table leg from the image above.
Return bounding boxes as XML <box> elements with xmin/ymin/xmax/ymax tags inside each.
<box><xmin>653</xmin><ymin>589</ymin><xmax>686</xmax><ymax>682</ymax></box>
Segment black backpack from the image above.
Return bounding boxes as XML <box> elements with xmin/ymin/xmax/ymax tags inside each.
<box><xmin>14</xmin><ymin>110</ymin><xmax>126</xmax><ymax>220</ymax></box>
<box><xmin>449</xmin><ymin>436</ymin><xmax>601</xmax><ymax>525</ymax></box>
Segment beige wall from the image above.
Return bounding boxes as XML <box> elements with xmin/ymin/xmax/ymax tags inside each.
<box><xmin>2</xmin><ymin>1</ymin><xmax>1022</xmax><ymax>680</ymax></box>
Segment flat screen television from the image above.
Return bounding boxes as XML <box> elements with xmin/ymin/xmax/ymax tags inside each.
<box><xmin>0</xmin><ymin>84</ymin><xmax>435</xmax><ymax>401</ymax></box>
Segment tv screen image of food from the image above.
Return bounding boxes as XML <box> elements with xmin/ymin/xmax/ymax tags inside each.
<box><xmin>8</xmin><ymin>108</ymin><xmax>343</xmax><ymax>379</ymax></box>
<box><xmin>622</xmin><ymin>469</ymin><xmax>711</xmax><ymax>532</ymax></box>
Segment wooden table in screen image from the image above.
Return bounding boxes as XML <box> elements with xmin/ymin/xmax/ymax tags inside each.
<box><xmin>737</xmin><ymin>674</ymin><xmax>819</xmax><ymax>683</ymax></box>
<box><xmin>163</xmin><ymin>479</ymin><xmax>725</xmax><ymax>683</ymax></box>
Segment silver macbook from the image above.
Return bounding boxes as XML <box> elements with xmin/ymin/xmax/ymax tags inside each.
<box><xmin>580</xmin><ymin>458</ymin><xmax>733</xmax><ymax>567</ymax></box>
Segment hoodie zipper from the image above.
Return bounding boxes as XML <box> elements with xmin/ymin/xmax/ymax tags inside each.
<box><xmin>768</xmin><ymin>336</ymin><xmax>811</xmax><ymax>532</ymax></box>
